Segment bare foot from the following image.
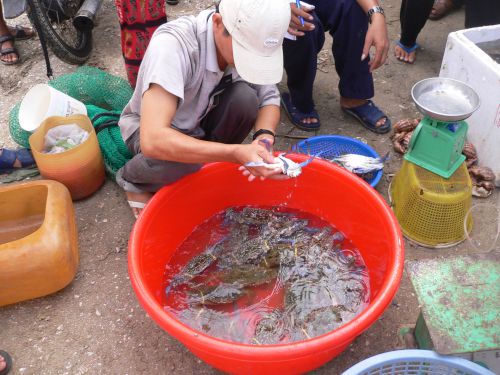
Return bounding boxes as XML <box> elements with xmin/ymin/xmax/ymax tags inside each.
<box><xmin>340</xmin><ymin>97</ymin><xmax>387</xmax><ymax>128</ymax></box>
<box><xmin>8</xmin><ymin>25</ymin><xmax>35</xmax><ymax>40</ymax></box>
<box><xmin>299</xmin><ymin>117</ymin><xmax>318</xmax><ymax>125</ymax></box>
<box><xmin>394</xmin><ymin>44</ymin><xmax>416</xmax><ymax>64</ymax></box>
<box><xmin>429</xmin><ymin>0</ymin><xmax>455</xmax><ymax>21</ymax></box>
<box><xmin>0</xmin><ymin>355</ymin><xmax>6</xmax><ymax>372</ymax></box>
<box><xmin>126</xmin><ymin>191</ymin><xmax>154</xmax><ymax>219</ymax></box>
<box><xmin>0</xmin><ymin>351</ymin><xmax>10</xmax><ymax>373</ymax></box>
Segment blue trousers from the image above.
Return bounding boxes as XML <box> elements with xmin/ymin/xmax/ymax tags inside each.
<box><xmin>283</xmin><ymin>0</ymin><xmax>374</xmax><ymax>113</ymax></box>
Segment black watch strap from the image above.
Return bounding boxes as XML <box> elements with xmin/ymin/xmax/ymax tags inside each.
<box><xmin>252</xmin><ymin>129</ymin><xmax>275</xmax><ymax>141</ymax></box>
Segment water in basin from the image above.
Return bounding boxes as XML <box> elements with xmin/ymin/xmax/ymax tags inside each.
<box><xmin>163</xmin><ymin>206</ymin><xmax>370</xmax><ymax>345</ymax></box>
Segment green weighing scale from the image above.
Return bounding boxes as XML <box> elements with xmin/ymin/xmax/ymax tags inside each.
<box><xmin>405</xmin><ymin>78</ymin><xmax>480</xmax><ymax>178</ymax></box>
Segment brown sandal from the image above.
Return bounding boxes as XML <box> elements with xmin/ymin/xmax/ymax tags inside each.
<box><xmin>429</xmin><ymin>0</ymin><xmax>455</xmax><ymax>21</ymax></box>
<box><xmin>0</xmin><ymin>35</ymin><xmax>20</xmax><ymax>65</ymax></box>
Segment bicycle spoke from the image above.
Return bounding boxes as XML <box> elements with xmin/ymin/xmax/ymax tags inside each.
<box><xmin>41</xmin><ymin>0</ymin><xmax>82</xmax><ymax>49</ymax></box>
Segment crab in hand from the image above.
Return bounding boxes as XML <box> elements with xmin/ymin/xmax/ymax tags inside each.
<box><xmin>244</xmin><ymin>143</ymin><xmax>320</xmax><ymax>178</ymax></box>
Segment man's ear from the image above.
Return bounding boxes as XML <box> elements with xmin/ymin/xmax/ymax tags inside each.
<box><xmin>212</xmin><ymin>13</ymin><xmax>224</xmax><ymax>31</ymax></box>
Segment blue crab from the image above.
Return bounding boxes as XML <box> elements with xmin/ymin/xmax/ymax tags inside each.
<box><xmin>187</xmin><ymin>282</ymin><xmax>247</xmax><ymax>306</ymax></box>
<box><xmin>252</xmin><ymin>309</ymin><xmax>288</xmax><ymax>345</ymax></box>
<box><xmin>166</xmin><ymin>239</ymin><xmax>226</xmax><ymax>294</ymax></box>
<box><xmin>244</xmin><ymin>153</ymin><xmax>320</xmax><ymax>178</ymax></box>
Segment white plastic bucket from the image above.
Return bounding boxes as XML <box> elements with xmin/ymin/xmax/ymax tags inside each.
<box><xmin>19</xmin><ymin>84</ymin><xmax>87</xmax><ymax>132</ymax></box>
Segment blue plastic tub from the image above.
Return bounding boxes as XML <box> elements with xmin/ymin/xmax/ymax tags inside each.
<box><xmin>341</xmin><ymin>350</ymin><xmax>495</xmax><ymax>375</ymax></box>
<box><xmin>294</xmin><ymin>135</ymin><xmax>383</xmax><ymax>187</ymax></box>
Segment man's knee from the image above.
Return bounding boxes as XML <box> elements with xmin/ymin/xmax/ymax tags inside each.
<box><xmin>206</xmin><ymin>81</ymin><xmax>259</xmax><ymax>144</ymax></box>
<box><xmin>227</xmin><ymin>82</ymin><xmax>259</xmax><ymax>115</ymax></box>
<box><xmin>120</xmin><ymin>155</ymin><xmax>203</xmax><ymax>192</ymax></box>
<box><xmin>284</xmin><ymin>18</ymin><xmax>321</xmax><ymax>50</ymax></box>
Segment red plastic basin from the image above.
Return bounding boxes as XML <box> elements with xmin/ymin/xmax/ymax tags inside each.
<box><xmin>128</xmin><ymin>155</ymin><xmax>404</xmax><ymax>375</ymax></box>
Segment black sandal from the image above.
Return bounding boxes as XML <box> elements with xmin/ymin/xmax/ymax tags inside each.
<box><xmin>0</xmin><ymin>35</ymin><xmax>19</xmax><ymax>65</ymax></box>
<box><xmin>166</xmin><ymin>0</ymin><xmax>179</xmax><ymax>4</ymax></box>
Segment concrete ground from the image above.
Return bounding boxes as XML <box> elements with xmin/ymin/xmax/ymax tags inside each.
<box><xmin>0</xmin><ymin>1</ymin><xmax>497</xmax><ymax>374</ymax></box>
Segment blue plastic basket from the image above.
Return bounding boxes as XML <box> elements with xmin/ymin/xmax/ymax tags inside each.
<box><xmin>294</xmin><ymin>135</ymin><xmax>383</xmax><ymax>187</ymax></box>
<box><xmin>341</xmin><ymin>350</ymin><xmax>495</xmax><ymax>375</ymax></box>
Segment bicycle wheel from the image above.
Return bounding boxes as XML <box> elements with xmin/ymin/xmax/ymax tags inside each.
<box><xmin>27</xmin><ymin>0</ymin><xmax>92</xmax><ymax>65</ymax></box>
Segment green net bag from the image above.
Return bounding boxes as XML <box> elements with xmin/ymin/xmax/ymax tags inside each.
<box><xmin>8</xmin><ymin>103</ymin><xmax>25</xmax><ymax>147</ymax></box>
<box><xmin>86</xmin><ymin>104</ymin><xmax>132</xmax><ymax>179</ymax></box>
<box><xmin>8</xmin><ymin>66</ymin><xmax>133</xmax><ymax>180</ymax></box>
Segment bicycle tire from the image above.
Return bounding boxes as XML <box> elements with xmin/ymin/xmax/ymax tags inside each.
<box><xmin>27</xmin><ymin>0</ymin><xmax>92</xmax><ymax>65</ymax></box>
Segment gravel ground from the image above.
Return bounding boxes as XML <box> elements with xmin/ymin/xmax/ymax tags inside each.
<box><xmin>0</xmin><ymin>1</ymin><xmax>497</xmax><ymax>374</ymax></box>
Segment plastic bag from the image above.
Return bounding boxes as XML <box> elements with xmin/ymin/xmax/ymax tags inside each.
<box><xmin>43</xmin><ymin>124</ymin><xmax>89</xmax><ymax>154</ymax></box>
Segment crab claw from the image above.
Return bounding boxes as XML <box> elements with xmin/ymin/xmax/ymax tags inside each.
<box><xmin>298</xmin><ymin>156</ymin><xmax>314</xmax><ymax>168</ymax></box>
<box><xmin>297</xmin><ymin>151</ymin><xmax>323</xmax><ymax>168</ymax></box>
<box><xmin>280</xmin><ymin>156</ymin><xmax>291</xmax><ymax>174</ymax></box>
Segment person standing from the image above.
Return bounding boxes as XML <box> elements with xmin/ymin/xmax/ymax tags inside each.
<box><xmin>114</xmin><ymin>0</ymin><xmax>168</xmax><ymax>88</ymax></box>
<box><xmin>0</xmin><ymin>3</ymin><xmax>18</xmax><ymax>65</ymax></box>
<box><xmin>394</xmin><ymin>0</ymin><xmax>434</xmax><ymax>64</ymax></box>
<box><xmin>395</xmin><ymin>0</ymin><xmax>500</xmax><ymax>64</ymax></box>
<box><xmin>463</xmin><ymin>0</ymin><xmax>500</xmax><ymax>29</ymax></box>
<box><xmin>281</xmin><ymin>0</ymin><xmax>391</xmax><ymax>134</ymax></box>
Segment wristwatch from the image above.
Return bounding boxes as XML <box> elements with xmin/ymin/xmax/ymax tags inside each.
<box><xmin>252</xmin><ymin>129</ymin><xmax>275</xmax><ymax>141</ymax></box>
<box><xmin>367</xmin><ymin>5</ymin><xmax>384</xmax><ymax>24</ymax></box>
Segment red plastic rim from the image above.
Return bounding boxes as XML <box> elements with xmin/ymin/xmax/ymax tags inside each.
<box><xmin>128</xmin><ymin>155</ymin><xmax>404</xmax><ymax>369</ymax></box>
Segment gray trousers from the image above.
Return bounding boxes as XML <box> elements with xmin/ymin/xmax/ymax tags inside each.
<box><xmin>116</xmin><ymin>82</ymin><xmax>259</xmax><ymax>193</ymax></box>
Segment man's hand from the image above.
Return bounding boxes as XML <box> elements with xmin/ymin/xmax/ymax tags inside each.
<box><xmin>288</xmin><ymin>3</ymin><xmax>315</xmax><ymax>37</ymax></box>
<box><xmin>362</xmin><ymin>13</ymin><xmax>389</xmax><ymax>72</ymax></box>
<box><xmin>235</xmin><ymin>139</ymin><xmax>287</xmax><ymax>182</ymax></box>
<box><xmin>254</xmin><ymin>135</ymin><xmax>275</xmax><ymax>153</ymax></box>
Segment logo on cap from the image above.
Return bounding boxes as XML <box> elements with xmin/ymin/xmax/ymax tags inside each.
<box><xmin>264</xmin><ymin>38</ymin><xmax>279</xmax><ymax>48</ymax></box>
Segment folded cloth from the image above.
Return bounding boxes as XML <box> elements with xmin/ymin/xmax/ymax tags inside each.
<box><xmin>0</xmin><ymin>167</ymin><xmax>39</xmax><ymax>184</ymax></box>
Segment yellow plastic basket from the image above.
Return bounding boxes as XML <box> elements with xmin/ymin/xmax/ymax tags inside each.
<box><xmin>389</xmin><ymin>160</ymin><xmax>472</xmax><ymax>248</ymax></box>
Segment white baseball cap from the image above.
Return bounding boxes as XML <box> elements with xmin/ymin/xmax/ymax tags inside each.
<box><xmin>219</xmin><ymin>0</ymin><xmax>291</xmax><ymax>85</ymax></box>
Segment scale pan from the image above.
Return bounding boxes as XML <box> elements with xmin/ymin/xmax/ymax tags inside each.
<box><xmin>411</xmin><ymin>77</ymin><xmax>480</xmax><ymax>122</ymax></box>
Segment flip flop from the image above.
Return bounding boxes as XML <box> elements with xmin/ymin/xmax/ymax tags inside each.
<box><xmin>0</xmin><ymin>350</ymin><xmax>12</xmax><ymax>375</ymax></box>
<box><xmin>0</xmin><ymin>148</ymin><xmax>36</xmax><ymax>173</ymax></box>
<box><xmin>128</xmin><ymin>200</ymin><xmax>147</xmax><ymax>219</ymax></box>
<box><xmin>0</xmin><ymin>35</ymin><xmax>19</xmax><ymax>65</ymax></box>
<box><xmin>166</xmin><ymin>0</ymin><xmax>179</xmax><ymax>4</ymax></box>
<box><xmin>281</xmin><ymin>92</ymin><xmax>321</xmax><ymax>131</ymax></box>
<box><xmin>8</xmin><ymin>25</ymin><xmax>35</xmax><ymax>41</ymax></box>
<box><xmin>342</xmin><ymin>100</ymin><xmax>391</xmax><ymax>134</ymax></box>
<box><xmin>395</xmin><ymin>41</ymin><xmax>420</xmax><ymax>64</ymax></box>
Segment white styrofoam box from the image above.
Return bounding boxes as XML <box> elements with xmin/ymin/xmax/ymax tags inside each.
<box><xmin>440</xmin><ymin>25</ymin><xmax>500</xmax><ymax>185</ymax></box>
